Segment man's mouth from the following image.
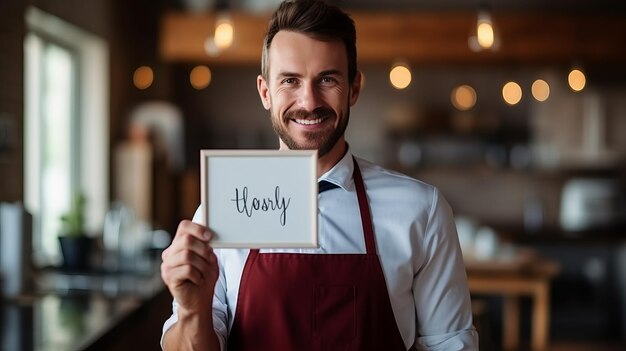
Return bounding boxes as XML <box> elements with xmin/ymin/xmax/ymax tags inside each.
<box><xmin>284</xmin><ymin>108</ymin><xmax>335</xmax><ymax>127</ymax></box>
<box><xmin>293</xmin><ymin>117</ymin><xmax>327</xmax><ymax>125</ymax></box>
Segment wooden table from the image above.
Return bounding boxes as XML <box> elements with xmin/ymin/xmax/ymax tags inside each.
<box><xmin>465</xmin><ymin>251</ymin><xmax>560</xmax><ymax>351</ymax></box>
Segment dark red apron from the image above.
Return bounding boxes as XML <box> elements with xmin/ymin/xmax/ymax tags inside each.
<box><xmin>228</xmin><ymin>158</ymin><xmax>409</xmax><ymax>350</ymax></box>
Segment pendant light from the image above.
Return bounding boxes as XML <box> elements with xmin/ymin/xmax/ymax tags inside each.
<box><xmin>568</xmin><ymin>65</ymin><xmax>586</xmax><ymax>92</ymax></box>
<box><xmin>389</xmin><ymin>61</ymin><xmax>412</xmax><ymax>90</ymax></box>
<box><xmin>204</xmin><ymin>0</ymin><xmax>234</xmax><ymax>56</ymax></box>
<box><xmin>468</xmin><ymin>2</ymin><xmax>499</xmax><ymax>52</ymax></box>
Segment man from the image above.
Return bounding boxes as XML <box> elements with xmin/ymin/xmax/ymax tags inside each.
<box><xmin>161</xmin><ymin>0</ymin><xmax>478</xmax><ymax>350</ymax></box>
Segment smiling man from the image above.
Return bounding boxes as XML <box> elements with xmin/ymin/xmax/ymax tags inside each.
<box><xmin>160</xmin><ymin>1</ymin><xmax>479</xmax><ymax>350</ymax></box>
<box><xmin>260</xmin><ymin>20</ymin><xmax>359</xmax><ymax>176</ymax></box>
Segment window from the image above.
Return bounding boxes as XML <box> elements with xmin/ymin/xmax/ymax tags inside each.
<box><xmin>24</xmin><ymin>7</ymin><xmax>109</xmax><ymax>265</ymax></box>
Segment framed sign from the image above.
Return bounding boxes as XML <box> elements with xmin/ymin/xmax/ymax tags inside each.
<box><xmin>201</xmin><ymin>149</ymin><xmax>318</xmax><ymax>248</ymax></box>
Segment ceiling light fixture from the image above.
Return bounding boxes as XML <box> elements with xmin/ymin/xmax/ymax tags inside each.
<box><xmin>502</xmin><ymin>81</ymin><xmax>522</xmax><ymax>105</ymax></box>
<box><xmin>451</xmin><ymin>85</ymin><xmax>477</xmax><ymax>111</ymax></box>
<box><xmin>531</xmin><ymin>79</ymin><xmax>550</xmax><ymax>102</ymax></box>
<box><xmin>568</xmin><ymin>66</ymin><xmax>586</xmax><ymax>92</ymax></box>
<box><xmin>389</xmin><ymin>62</ymin><xmax>412</xmax><ymax>90</ymax></box>
<box><xmin>190</xmin><ymin>65</ymin><xmax>212</xmax><ymax>89</ymax></box>
<box><xmin>468</xmin><ymin>2</ymin><xmax>499</xmax><ymax>52</ymax></box>
<box><xmin>476</xmin><ymin>11</ymin><xmax>495</xmax><ymax>49</ymax></box>
<box><xmin>204</xmin><ymin>0</ymin><xmax>234</xmax><ymax>57</ymax></box>
<box><xmin>133</xmin><ymin>66</ymin><xmax>154</xmax><ymax>90</ymax></box>
<box><xmin>213</xmin><ymin>12</ymin><xmax>234</xmax><ymax>50</ymax></box>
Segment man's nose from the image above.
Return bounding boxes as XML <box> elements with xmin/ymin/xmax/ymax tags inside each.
<box><xmin>297</xmin><ymin>82</ymin><xmax>322</xmax><ymax>112</ymax></box>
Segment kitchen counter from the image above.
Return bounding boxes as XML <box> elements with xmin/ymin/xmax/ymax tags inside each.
<box><xmin>1</xmin><ymin>264</ymin><xmax>167</xmax><ymax>351</ymax></box>
<box><xmin>490</xmin><ymin>224</ymin><xmax>626</xmax><ymax>244</ymax></box>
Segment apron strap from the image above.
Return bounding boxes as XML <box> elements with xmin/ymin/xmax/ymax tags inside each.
<box><xmin>352</xmin><ymin>157</ymin><xmax>377</xmax><ymax>255</ymax></box>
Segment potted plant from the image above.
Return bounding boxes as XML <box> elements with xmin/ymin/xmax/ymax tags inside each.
<box><xmin>58</xmin><ymin>192</ymin><xmax>92</xmax><ymax>270</ymax></box>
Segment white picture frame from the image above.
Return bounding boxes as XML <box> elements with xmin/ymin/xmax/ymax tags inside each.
<box><xmin>200</xmin><ymin>149</ymin><xmax>318</xmax><ymax>248</ymax></box>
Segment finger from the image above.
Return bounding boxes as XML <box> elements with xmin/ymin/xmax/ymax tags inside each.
<box><xmin>166</xmin><ymin>234</ymin><xmax>214</xmax><ymax>263</ymax></box>
<box><xmin>163</xmin><ymin>249</ymin><xmax>214</xmax><ymax>283</ymax></box>
<box><xmin>163</xmin><ymin>263</ymin><xmax>205</xmax><ymax>286</ymax></box>
<box><xmin>177</xmin><ymin>220</ymin><xmax>212</xmax><ymax>242</ymax></box>
<box><xmin>162</xmin><ymin>255</ymin><xmax>207</xmax><ymax>286</ymax></box>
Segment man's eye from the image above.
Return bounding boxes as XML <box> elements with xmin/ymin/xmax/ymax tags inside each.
<box><xmin>320</xmin><ymin>77</ymin><xmax>337</xmax><ymax>84</ymax></box>
<box><xmin>282</xmin><ymin>78</ymin><xmax>297</xmax><ymax>85</ymax></box>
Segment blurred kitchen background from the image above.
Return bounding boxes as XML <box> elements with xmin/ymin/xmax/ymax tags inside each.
<box><xmin>1</xmin><ymin>0</ymin><xmax>626</xmax><ymax>350</ymax></box>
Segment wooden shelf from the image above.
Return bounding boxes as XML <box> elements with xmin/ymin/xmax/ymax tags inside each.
<box><xmin>160</xmin><ymin>10</ymin><xmax>626</xmax><ymax>65</ymax></box>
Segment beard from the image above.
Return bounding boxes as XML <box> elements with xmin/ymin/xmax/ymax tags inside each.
<box><xmin>271</xmin><ymin>106</ymin><xmax>349</xmax><ymax>157</ymax></box>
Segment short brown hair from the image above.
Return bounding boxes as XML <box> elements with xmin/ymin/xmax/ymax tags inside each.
<box><xmin>261</xmin><ymin>0</ymin><xmax>357</xmax><ymax>83</ymax></box>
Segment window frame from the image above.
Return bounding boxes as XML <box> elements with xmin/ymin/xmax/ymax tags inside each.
<box><xmin>24</xmin><ymin>7</ymin><xmax>109</xmax><ymax>265</ymax></box>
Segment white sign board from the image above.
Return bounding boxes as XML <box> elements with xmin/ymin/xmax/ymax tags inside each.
<box><xmin>201</xmin><ymin>149</ymin><xmax>318</xmax><ymax>248</ymax></box>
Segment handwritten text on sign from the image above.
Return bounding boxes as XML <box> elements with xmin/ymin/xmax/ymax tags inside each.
<box><xmin>231</xmin><ymin>186</ymin><xmax>291</xmax><ymax>226</ymax></box>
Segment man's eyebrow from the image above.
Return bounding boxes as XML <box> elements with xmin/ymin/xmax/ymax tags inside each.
<box><xmin>276</xmin><ymin>71</ymin><xmax>302</xmax><ymax>79</ymax></box>
<box><xmin>275</xmin><ymin>70</ymin><xmax>344</xmax><ymax>80</ymax></box>
<box><xmin>318</xmin><ymin>69</ymin><xmax>342</xmax><ymax>77</ymax></box>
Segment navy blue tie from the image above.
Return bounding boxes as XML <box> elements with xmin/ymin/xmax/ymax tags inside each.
<box><xmin>318</xmin><ymin>180</ymin><xmax>339</xmax><ymax>193</ymax></box>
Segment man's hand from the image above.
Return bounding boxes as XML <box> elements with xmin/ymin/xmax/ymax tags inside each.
<box><xmin>161</xmin><ymin>220</ymin><xmax>219</xmax><ymax>314</ymax></box>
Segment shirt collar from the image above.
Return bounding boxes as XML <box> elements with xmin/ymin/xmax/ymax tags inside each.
<box><xmin>317</xmin><ymin>146</ymin><xmax>354</xmax><ymax>192</ymax></box>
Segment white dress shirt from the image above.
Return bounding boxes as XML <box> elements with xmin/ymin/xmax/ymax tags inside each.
<box><xmin>162</xmin><ymin>149</ymin><xmax>479</xmax><ymax>350</ymax></box>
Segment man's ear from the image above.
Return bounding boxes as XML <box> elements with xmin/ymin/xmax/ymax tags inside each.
<box><xmin>257</xmin><ymin>75</ymin><xmax>271</xmax><ymax>110</ymax></box>
<box><xmin>349</xmin><ymin>71</ymin><xmax>362</xmax><ymax>107</ymax></box>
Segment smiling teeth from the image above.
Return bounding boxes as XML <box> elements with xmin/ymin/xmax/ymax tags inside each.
<box><xmin>294</xmin><ymin>118</ymin><xmax>324</xmax><ymax>125</ymax></box>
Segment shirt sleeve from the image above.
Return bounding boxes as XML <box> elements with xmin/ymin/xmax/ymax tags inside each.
<box><xmin>413</xmin><ymin>188</ymin><xmax>479</xmax><ymax>350</ymax></box>
<box><xmin>211</xmin><ymin>249</ymin><xmax>229</xmax><ymax>349</ymax></box>
<box><xmin>160</xmin><ymin>206</ymin><xmax>229</xmax><ymax>351</ymax></box>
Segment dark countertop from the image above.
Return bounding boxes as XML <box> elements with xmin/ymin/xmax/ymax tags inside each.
<box><xmin>1</xmin><ymin>265</ymin><xmax>165</xmax><ymax>351</ymax></box>
<box><xmin>482</xmin><ymin>222</ymin><xmax>626</xmax><ymax>244</ymax></box>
